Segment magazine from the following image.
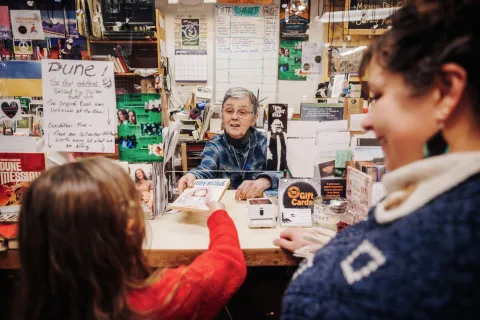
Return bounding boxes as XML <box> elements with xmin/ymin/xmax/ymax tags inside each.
<box><xmin>0</xmin><ymin>153</ymin><xmax>46</xmax><ymax>216</ymax></box>
<box><xmin>171</xmin><ymin>179</ymin><xmax>230</xmax><ymax>213</ymax></box>
<box><xmin>128</xmin><ymin>163</ymin><xmax>155</xmax><ymax>220</ymax></box>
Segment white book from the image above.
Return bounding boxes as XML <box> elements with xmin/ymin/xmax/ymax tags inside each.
<box><xmin>171</xmin><ymin>179</ymin><xmax>230</xmax><ymax>213</ymax></box>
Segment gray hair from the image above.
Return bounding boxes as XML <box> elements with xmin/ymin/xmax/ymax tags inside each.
<box><xmin>222</xmin><ymin>87</ymin><xmax>258</xmax><ymax>117</ymax></box>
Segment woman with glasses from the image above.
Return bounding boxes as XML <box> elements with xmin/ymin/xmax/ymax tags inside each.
<box><xmin>178</xmin><ymin>87</ymin><xmax>281</xmax><ymax>200</ymax></box>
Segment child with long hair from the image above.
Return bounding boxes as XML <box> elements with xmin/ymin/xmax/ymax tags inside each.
<box><xmin>16</xmin><ymin>157</ymin><xmax>246</xmax><ymax>320</ymax></box>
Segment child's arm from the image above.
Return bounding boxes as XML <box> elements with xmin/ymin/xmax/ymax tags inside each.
<box><xmin>129</xmin><ymin>209</ymin><xmax>246</xmax><ymax>319</ymax></box>
<box><xmin>175</xmin><ymin>209</ymin><xmax>246</xmax><ymax>318</ymax></box>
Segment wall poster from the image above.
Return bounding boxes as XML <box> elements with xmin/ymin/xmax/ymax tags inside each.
<box><xmin>279</xmin><ymin>0</ymin><xmax>310</xmax><ymax>40</ymax></box>
<box><xmin>116</xmin><ymin>94</ymin><xmax>163</xmax><ymax>163</ymax></box>
<box><xmin>278</xmin><ymin>39</ymin><xmax>306</xmax><ymax>81</ymax></box>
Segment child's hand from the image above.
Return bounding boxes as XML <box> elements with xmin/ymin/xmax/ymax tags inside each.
<box><xmin>206</xmin><ymin>198</ymin><xmax>225</xmax><ymax>213</ymax></box>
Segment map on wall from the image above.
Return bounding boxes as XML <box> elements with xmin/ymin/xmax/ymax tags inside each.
<box><xmin>214</xmin><ymin>5</ymin><xmax>279</xmax><ymax>104</ymax></box>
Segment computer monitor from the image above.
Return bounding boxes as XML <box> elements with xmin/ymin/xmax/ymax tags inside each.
<box><xmin>102</xmin><ymin>0</ymin><xmax>155</xmax><ymax>26</ymax></box>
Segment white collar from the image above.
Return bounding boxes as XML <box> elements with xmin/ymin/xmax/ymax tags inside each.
<box><xmin>375</xmin><ymin>152</ymin><xmax>480</xmax><ymax>224</ymax></box>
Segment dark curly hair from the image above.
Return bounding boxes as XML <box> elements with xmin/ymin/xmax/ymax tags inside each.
<box><xmin>360</xmin><ymin>0</ymin><xmax>480</xmax><ymax>121</ymax></box>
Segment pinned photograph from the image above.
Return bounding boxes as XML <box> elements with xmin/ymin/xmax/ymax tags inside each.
<box><xmin>128</xmin><ymin>164</ymin><xmax>154</xmax><ymax>220</ymax></box>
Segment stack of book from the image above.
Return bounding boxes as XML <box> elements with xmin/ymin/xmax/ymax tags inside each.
<box><xmin>178</xmin><ymin>119</ymin><xmax>198</xmax><ymax>141</ymax></box>
<box><xmin>91</xmin><ymin>45</ymin><xmax>132</xmax><ymax>74</ymax></box>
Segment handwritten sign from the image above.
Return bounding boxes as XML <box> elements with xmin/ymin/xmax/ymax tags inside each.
<box><xmin>347</xmin><ymin>0</ymin><xmax>403</xmax><ymax>34</ymax></box>
<box><xmin>42</xmin><ymin>59</ymin><xmax>116</xmax><ymax>153</ymax></box>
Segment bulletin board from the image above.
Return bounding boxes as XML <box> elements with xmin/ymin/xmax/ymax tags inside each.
<box><xmin>214</xmin><ymin>5</ymin><xmax>279</xmax><ymax>104</ymax></box>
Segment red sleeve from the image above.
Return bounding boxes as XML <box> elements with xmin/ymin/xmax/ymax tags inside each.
<box><xmin>128</xmin><ymin>209</ymin><xmax>247</xmax><ymax>319</ymax></box>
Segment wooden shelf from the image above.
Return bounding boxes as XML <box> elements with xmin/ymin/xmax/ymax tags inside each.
<box><xmin>114</xmin><ymin>73</ymin><xmax>137</xmax><ymax>77</ymax></box>
<box><xmin>90</xmin><ymin>40</ymin><xmax>156</xmax><ymax>44</ymax></box>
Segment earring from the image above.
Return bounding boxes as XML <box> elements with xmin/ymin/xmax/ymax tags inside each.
<box><xmin>423</xmin><ymin>121</ymin><xmax>449</xmax><ymax>158</ymax></box>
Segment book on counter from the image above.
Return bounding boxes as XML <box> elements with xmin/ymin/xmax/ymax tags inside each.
<box><xmin>346</xmin><ymin>167</ymin><xmax>373</xmax><ymax>223</ymax></box>
<box><xmin>171</xmin><ymin>179</ymin><xmax>230</xmax><ymax>213</ymax></box>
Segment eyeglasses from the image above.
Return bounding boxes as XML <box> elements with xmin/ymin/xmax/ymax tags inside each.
<box><xmin>222</xmin><ymin>108</ymin><xmax>253</xmax><ymax>119</ymax></box>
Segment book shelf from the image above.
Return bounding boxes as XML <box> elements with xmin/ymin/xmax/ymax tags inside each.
<box><xmin>114</xmin><ymin>73</ymin><xmax>137</xmax><ymax>77</ymax></box>
<box><xmin>89</xmin><ymin>40</ymin><xmax>156</xmax><ymax>44</ymax></box>
<box><xmin>86</xmin><ymin>9</ymin><xmax>168</xmax><ymax>127</ymax></box>
<box><xmin>86</xmin><ymin>9</ymin><xmax>167</xmax><ymax>97</ymax></box>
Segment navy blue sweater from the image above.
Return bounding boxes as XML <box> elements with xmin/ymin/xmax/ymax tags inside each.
<box><xmin>283</xmin><ymin>174</ymin><xmax>480</xmax><ymax>319</ymax></box>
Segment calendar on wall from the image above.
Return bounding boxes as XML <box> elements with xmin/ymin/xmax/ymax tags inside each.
<box><xmin>174</xmin><ymin>50</ymin><xmax>208</xmax><ymax>82</ymax></box>
<box><xmin>174</xmin><ymin>14</ymin><xmax>208</xmax><ymax>82</ymax></box>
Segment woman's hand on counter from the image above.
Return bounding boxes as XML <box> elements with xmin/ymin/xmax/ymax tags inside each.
<box><xmin>178</xmin><ymin>173</ymin><xmax>196</xmax><ymax>194</ymax></box>
<box><xmin>235</xmin><ymin>178</ymin><xmax>271</xmax><ymax>200</ymax></box>
<box><xmin>273</xmin><ymin>228</ymin><xmax>314</xmax><ymax>253</ymax></box>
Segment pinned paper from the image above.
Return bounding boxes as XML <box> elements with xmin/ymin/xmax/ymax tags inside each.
<box><xmin>41</xmin><ymin>59</ymin><xmax>116</xmax><ymax>153</ymax></box>
<box><xmin>287</xmin><ymin>138</ymin><xmax>315</xmax><ymax>178</ymax></box>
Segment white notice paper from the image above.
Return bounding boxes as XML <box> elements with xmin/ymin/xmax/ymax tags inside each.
<box><xmin>350</xmin><ymin>114</ymin><xmax>367</xmax><ymax>131</ymax></box>
<box><xmin>215</xmin><ymin>5</ymin><xmax>279</xmax><ymax>104</ymax></box>
<box><xmin>354</xmin><ymin>147</ymin><xmax>384</xmax><ymax>161</ymax></box>
<box><xmin>287</xmin><ymin>138</ymin><xmax>315</xmax><ymax>178</ymax></box>
<box><xmin>42</xmin><ymin>59</ymin><xmax>116</xmax><ymax>153</ymax></box>
<box><xmin>0</xmin><ymin>136</ymin><xmax>37</xmax><ymax>152</ymax></box>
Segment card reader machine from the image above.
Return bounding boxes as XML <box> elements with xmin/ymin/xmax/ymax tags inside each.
<box><xmin>246</xmin><ymin>198</ymin><xmax>277</xmax><ymax>228</ymax></box>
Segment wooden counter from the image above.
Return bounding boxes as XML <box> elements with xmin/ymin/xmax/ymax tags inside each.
<box><xmin>0</xmin><ymin>191</ymin><xmax>300</xmax><ymax>270</ymax></box>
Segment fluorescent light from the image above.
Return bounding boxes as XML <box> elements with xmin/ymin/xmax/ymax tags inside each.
<box><xmin>340</xmin><ymin>46</ymin><xmax>367</xmax><ymax>56</ymax></box>
<box><xmin>316</xmin><ymin>8</ymin><xmax>397</xmax><ymax>23</ymax></box>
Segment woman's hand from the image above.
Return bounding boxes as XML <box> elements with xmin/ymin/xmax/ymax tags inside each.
<box><xmin>178</xmin><ymin>173</ymin><xmax>196</xmax><ymax>194</ymax></box>
<box><xmin>235</xmin><ymin>178</ymin><xmax>271</xmax><ymax>200</ymax></box>
<box><xmin>273</xmin><ymin>228</ymin><xmax>314</xmax><ymax>253</ymax></box>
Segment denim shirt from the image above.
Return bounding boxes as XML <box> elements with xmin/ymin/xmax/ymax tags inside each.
<box><xmin>189</xmin><ymin>128</ymin><xmax>282</xmax><ymax>189</ymax></box>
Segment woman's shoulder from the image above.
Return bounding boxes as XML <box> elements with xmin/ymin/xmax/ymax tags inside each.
<box><xmin>206</xmin><ymin>134</ymin><xmax>225</xmax><ymax>148</ymax></box>
<box><xmin>410</xmin><ymin>173</ymin><xmax>480</xmax><ymax>221</ymax></box>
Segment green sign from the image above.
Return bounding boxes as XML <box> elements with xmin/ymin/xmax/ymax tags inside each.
<box><xmin>117</xmin><ymin>94</ymin><xmax>163</xmax><ymax>163</ymax></box>
<box><xmin>278</xmin><ymin>40</ymin><xmax>307</xmax><ymax>81</ymax></box>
